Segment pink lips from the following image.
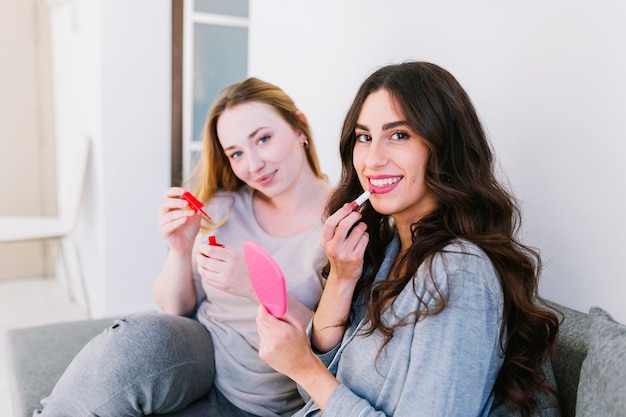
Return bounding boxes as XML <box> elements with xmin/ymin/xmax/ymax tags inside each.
<box><xmin>255</xmin><ymin>171</ymin><xmax>276</xmax><ymax>187</ymax></box>
<box><xmin>367</xmin><ymin>176</ymin><xmax>401</xmax><ymax>195</ymax></box>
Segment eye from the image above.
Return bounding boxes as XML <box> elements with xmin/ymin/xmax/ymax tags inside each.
<box><xmin>229</xmin><ymin>150</ymin><xmax>243</xmax><ymax>160</ymax></box>
<box><xmin>355</xmin><ymin>132</ymin><xmax>371</xmax><ymax>143</ymax></box>
<box><xmin>390</xmin><ymin>131</ymin><xmax>410</xmax><ymax>141</ymax></box>
<box><xmin>257</xmin><ymin>135</ymin><xmax>270</xmax><ymax>145</ymax></box>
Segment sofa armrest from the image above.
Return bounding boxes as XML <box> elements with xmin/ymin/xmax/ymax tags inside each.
<box><xmin>4</xmin><ymin>318</ymin><xmax>115</xmax><ymax>417</ymax></box>
<box><xmin>548</xmin><ymin>301</ymin><xmax>589</xmax><ymax>417</ymax></box>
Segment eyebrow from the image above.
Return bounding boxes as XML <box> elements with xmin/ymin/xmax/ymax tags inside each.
<box><xmin>222</xmin><ymin>127</ymin><xmax>265</xmax><ymax>152</ymax></box>
<box><xmin>355</xmin><ymin>121</ymin><xmax>408</xmax><ymax>131</ymax></box>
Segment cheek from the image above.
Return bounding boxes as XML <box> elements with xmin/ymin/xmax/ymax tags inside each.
<box><xmin>352</xmin><ymin>148</ymin><xmax>366</xmax><ymax>170</ymax></box>
<box><xmin>274</xmin><ymin>145</ymin><xmax>292</xmax><ymax>161</ymax></box>
<box><xmin>228</xmin><ymin>160</ymin><xmax>248</xmax><ymax>179</ymax></box>
<box><xmin>410</xmin><ymin>147</ymin><xmax>430</xmax><ymax>178</ymax></box>
<box><xmin>273</xmin><ymin>141</ymin><xmax>303</xmax><ymax>167</ymax></box>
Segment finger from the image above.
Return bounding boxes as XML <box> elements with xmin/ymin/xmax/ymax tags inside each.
<box><xmin>336</xmin><ymin>213</ymin><xmax>364</xmax><ymax>240</ymax></box>
<box><xmin>196</xmin><ymin>252</ymin><xmax>223</xmax><ymax>272</ymax></box>
<box><xmin>164</xmin><ymin>186</ymin><xmax>187</xmax><ymax>198</ymax></box>
<box><xmin>321</xmin><ymin>204</ymin><xmax>355</xmax><ymax>241</ymax></box>
<box><xmin>352</xmin><ymin>230</ymin><xmax>369</xmax><ymax>257</ymax></box>
<box><xmin>324</xmin><ymin>218</ymin><xmax>364</xmax><ymax>259</ymax></box>
<box><xmin>344</xmin><ymin>222</ymin><xmax>368</xmax><ymax>252</ymax></box>
<box><xmin>256</xmin><ymin>304</ymin><xmax>274</xmax><ymax>334</ymax></box>
<box><xmin>197</xmin><ymin>241</ymin><xmax>210</xmax><ymax>257</ymax></box>
<box><xmin>322</xmin><ymin>205</ymin><xmax>361</xmax><ymax>242</ymax></box>
<box><xmin>280</xmin><ymin>310</ymin><xmax>306</xmax><ymax>331</ymax></box>
<box><xmin>159</xmin><ymin>202</ymin><xmax>188</xmax><ymax>219</ymax></box>
<box><xmin>159</xmin><ymin>216</ymin><xmax>188</xmax><ymax>234</ymax></box>
<box><xmin>198</xmin><ymin>242</ymin><xmax>232</xmax><ymax>261</ymax></box>
<box><xmin>158</xmin><ymin>207</ymin><xmax>194</xmax><ymax>229</ymax></box>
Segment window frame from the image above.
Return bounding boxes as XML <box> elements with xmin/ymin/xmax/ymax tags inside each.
<box><xmin>171</xmin><ymin>0</ymin><xmax>249</xmax><ymax>186</ymax></box>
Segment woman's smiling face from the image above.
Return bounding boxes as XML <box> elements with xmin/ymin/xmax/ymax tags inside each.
<box><xmin>352</xmin><ymin>89</ymin><xmax>437</xmax><ymax>225</ymax></box>
<box><xmin>217</xmin><ymin>101</ymin><xmax>308</xmax><ymax>198</ymax></box>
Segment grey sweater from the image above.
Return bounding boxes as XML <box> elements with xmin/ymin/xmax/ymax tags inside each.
<box><xmin>295</xmin><ymin>236</ymin><xmax>505</xmax><ymax>417</ymax></box>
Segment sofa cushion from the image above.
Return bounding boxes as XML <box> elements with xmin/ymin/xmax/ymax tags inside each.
<box><xmin>4</xmin><ymin>318</ymin><xmax>115</xmax><ymax>417</ymax></box>
<box><xmin>575</xmin><ymin>306</ymin><xmax>626</xmax><ymax>417</ymax></box>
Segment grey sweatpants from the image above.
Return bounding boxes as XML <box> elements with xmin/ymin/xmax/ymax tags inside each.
<box><xmin>33</xmin><ymin>313</ymin><xmax>258</xmax><ymax>417</ymax></box>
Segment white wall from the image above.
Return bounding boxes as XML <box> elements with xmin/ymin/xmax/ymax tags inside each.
<box><xmin>49</xmin><ymin>0</ymin><xmax>170</xmax><ymax>317</ymax></box>
<box><xmin>249</xmin><ymin>0</ymin><xmax>626</xmax><ymax>323</ymax></box>
<box><xmin>47</xmin><ymin>0</ymin><xmax>626</xmax><ymax>322</ymax></box>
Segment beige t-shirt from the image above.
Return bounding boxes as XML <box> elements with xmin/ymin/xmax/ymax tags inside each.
<box><xmin>192</xmin><ymin>186</ymin><xmax>327</xmax><ymax>417</ymax></box>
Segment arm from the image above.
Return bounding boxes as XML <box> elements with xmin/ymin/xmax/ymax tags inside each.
<box><xmin>311</xmin><ymin>203</ymin><xmax>369</xmax><ymax>352</ymax></box>
<box><xmin>154</xmin><ymin>187</ymin><xmax>201</xmax><ymax>315</ymax></box>
<box><xmin>310</xmin><ymin>271</ymin><xmax>357</xmax><ymax>352</ymax></box>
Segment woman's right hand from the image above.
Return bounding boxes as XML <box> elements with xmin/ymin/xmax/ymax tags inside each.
<box><xmin>321</xmin><ymin>203</ymin><xmax>369</xmax><ymax>284</ymax></box>
<box><xmin>312</xmin><ymin>203</ymin><xmax>369</xmax><ymax>353</ymax></box>
<box><xmin>157</xmin><ymin>187</ymin><xmax>202</xmax><ymax>253</ymax></box>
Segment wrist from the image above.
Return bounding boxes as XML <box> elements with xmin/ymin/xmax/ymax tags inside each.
<box><xmin>294</xmin><ymin>356</ymin><xmax>340</xmax><ymax>411</ymax></box>
<box><xmin>168</xmin><ymin>246</ymin><xmax>193</xmax><ymax>259</ymax></box>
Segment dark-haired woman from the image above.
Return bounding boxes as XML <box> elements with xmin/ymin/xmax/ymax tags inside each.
<box><xmin>256</xmin><ymin>61</ymin><xmax>560</xmax><ymax>417</ymax></box>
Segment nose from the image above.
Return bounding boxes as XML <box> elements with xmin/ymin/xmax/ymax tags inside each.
<box><xmin>364</xmin><ymin>138</ymin><xmax>387</xmax><ymax>169</ymax></box>
<box><xmin>246</xmin><ymin>149</ymin><xmax>265</xmax><ymax>173</ymax></box>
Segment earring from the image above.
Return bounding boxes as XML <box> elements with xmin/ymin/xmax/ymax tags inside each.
<box><xmin>301</xmin><ymin>139</ymin><xmax>309</xmax><ymax>149</ymax></box>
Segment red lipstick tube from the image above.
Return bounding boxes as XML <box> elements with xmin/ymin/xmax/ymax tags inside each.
<box><xmin>348</xmin><ymin>190</ymin><xmax>371</xmax><ymax>211</ymax></box>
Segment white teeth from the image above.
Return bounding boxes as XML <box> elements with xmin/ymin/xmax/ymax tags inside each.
<box><xmin>370</xmin><ymin>177</ymin><xmax>401</xmax><ymax>187</ymax></box>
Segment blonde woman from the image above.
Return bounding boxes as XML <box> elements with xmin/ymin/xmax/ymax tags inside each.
<box><xmin>36</xmin><ymin>78</ymin><xmax>332</xmax><ymax>417</ymax></box>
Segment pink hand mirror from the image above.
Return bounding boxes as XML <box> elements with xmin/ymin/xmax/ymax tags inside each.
<box><xmin>243</xmin><ymin>241</ymin><xmax>287</xmax><ymax>318</ymax></box>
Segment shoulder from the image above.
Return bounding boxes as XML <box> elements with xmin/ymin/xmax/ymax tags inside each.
<box><xmin>422</xmin><ymin>239</ymin><xmax>503</xmax><ymax>307</ymax></box>
<box><xmin>434</xmin><ymin>239</ymin><xmax>495</xmax><ymax>276</ymax></box>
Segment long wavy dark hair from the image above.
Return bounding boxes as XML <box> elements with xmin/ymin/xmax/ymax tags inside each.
<box><xmin>324</xmin><ymin>61</ymin><xmax>559</xmax><ymax>416</ymax></box>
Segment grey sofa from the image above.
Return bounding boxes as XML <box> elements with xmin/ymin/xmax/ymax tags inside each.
<box><xmin>4</xmin><ymin>302</ymin><xmax>625</xmax><ymax>417</ymax></box>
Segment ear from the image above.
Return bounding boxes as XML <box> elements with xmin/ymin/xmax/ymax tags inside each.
<box><xmin>295</xmin><ymin>111</ymin><xmax>308</xmax><ymax>128</ymax></box>
<box><xmin>295</xmin><ymin>111</ymin><xmax>309</xmax><ymax>143</ymax></box>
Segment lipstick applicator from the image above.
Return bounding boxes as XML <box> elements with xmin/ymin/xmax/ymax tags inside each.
<box><xmin>181</xmin><ymin>191</ymin><xmax>212</xmax><ymax>221</ymax></box>
<box><xmin>348</xmin><ymin>190</ymin><xmax>371</xmax><ymax>211</ymax></box>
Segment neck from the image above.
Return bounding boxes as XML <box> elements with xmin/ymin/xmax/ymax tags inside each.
<box><xmin>257</xmin><ymin>170</ymin><xmax>330</xmax><ymax>211</ymax></box>
<box><xmin>252</xmin><ymin>175</ymin><xmax>331</xmax><ymax>238</ymax></box>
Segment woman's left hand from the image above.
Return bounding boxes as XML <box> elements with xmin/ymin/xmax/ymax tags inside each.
<box><xmin>256</xmin><ymin>306</ymin><xmax>317</xmax><ymax>378</ymax></box>
<box><xmin>256</xmin><ymin>306</ymin><xmax>341</xmax><ymax>410</ymax></box>
<box><xmin>196</xmin><ymin>241</ymin><xmax>258</xmax><ymax>301</ymax></box>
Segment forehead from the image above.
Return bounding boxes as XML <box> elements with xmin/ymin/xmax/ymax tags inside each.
<box><xmin>217</xmin><ymin>101</ymin><xmax>285</xmax><ymax>140</ymax></box>
<box><xmin>357</xmin><ymin>89</ymin><xmax>405</xmax><ymax>126</ymax></box>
